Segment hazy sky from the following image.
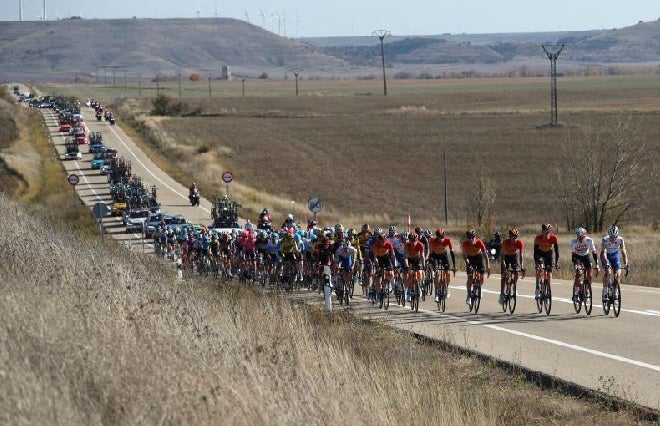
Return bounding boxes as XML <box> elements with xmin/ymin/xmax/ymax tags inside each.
<box><xmin>3</xmin><ymin>0</ymin><xmax>659</xmax><ymax>37</ymax></box>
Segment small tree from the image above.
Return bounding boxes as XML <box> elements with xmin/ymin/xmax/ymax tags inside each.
<box><xmin>150</xmin><ymin>93</ymin><xmax>185</xmax><ymax>116</ymax></box>
<box><xmin>558</xmin><ymin>115</ymin><xmax>654</xmax><ymax>232</ymax></box>
<box><xmin>467</xmin><ymin>175</ymin><xmax>497</xmax><ymax>229</ymax></box>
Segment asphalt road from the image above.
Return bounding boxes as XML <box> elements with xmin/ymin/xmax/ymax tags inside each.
<box><xmin>39</xmin><ymin>98</ymin><xmax>660</xmax><ymax>412</ymax></box>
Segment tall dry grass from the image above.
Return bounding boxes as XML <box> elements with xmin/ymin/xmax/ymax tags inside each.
<box><xmin>0</xmin><ymin>193</ymin><xmax>644</xmax><ymax>424</ymax></box>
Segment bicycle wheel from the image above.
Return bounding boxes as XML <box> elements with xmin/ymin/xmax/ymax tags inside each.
<box><xmin>412</xmin><ymin>289</ymin><xmax>419</xmax><ymax>312</ymax></box>
<box><xmin>572</xmin><ymin>282</ymin><xmax>582</xmax><ymax>314</ymax></box>
<box><xmin>472</xmin><ymin>283</ymin><xmax>481</xmax><ymax>314</ymax></box>
<box><xmin>420</xmin><ymin>281</ymin><xmax>426</xmax><ymax>302</ymax></box>
<box><xmin>348</xmin><ymin>273</ymin><xmax>355</xmax><ymax>298</ymax></box>
<box><xmin>613</xmin><ymin>282</ymin><xmax>621</xmax><ymax>317</ymax></box>
<box><xmin>384</xmin><ymin>289</ymin><xmax>390</xmax><ymax>310</ymax></box>
<box><xmin>603</xmin><ymin>285</ymin><xmax>611</xmax><ymax>316</ymax></box>
<box><xmin>543</xmin><ymin>281</ymin><xmax>552</xmax><ymax>315</ymax></box>
<box><xmin>343</xmin><ymin>281</ymin><xmax>350</xmax><ymax>306</ymax></box>
<box><xmin>508</xmin><ymin>281</ymin><xmax>517</xmax><ymax>314</ymax></box>
<box><xmin>584</xmin><ymin>281</ymin><xmax>592</xmax><ymax>315</ymax></box>
<box><xmin>536</xmin><ymin>280</ymin><xmax>543</xmax><ymax>313</ymax></box>
<box><xmin>439</xmin><ymin>293</ymin><xmax>446</xmax><ymax>313</ymax></box>
<box><xmin>501</xmin><ymin>284</ymin><xmax>508</xmax><ymax>313</ymax></box>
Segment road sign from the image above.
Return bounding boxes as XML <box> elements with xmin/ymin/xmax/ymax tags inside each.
<box><xmin>222</xmin><ymin>171</ymin><xmax>233</xmax><ymax>183</ymax></box>
<box><xmin>67</xmin><ymin>174</ymin><xmax>80</xmax><ymax>185</ymax></box>
<box><xmin>92</xmin><ymin>202</ymin><xmax>109</xmax><ymax>219</ymax></box>
<box><xmin>308</xmin><ymin>197</ymin><xmax>323</xmax><ymax>213</ymax></box>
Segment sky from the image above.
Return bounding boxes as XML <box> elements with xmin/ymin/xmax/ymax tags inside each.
<box><xmin>2</xmin><ymin>0</ymin><xmax>659</xmax><ymax>37</ymax></box>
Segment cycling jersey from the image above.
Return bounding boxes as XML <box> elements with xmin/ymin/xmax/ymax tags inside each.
<box><xmin>534</xmin><ymin>233</ymin><xmax>558</xmax><ymax>253</ymax></box>
<box><xmin>501</xmin><ymin>239</ymin><xmax>524</xmax><ymax>256</ymax></box>
<box><xmin>571</xmin><ymin>237</ymin><xmax>596</xmax><ymax>256</ymax></box>
<box><xmin>461</xmin><ymin>238</ymin><xmax>486</xmax><ymax>257</ymax></box>
<box><xmin>429</xmin><ymin>236</ymin><xmax>453</xmax><ymax>255</ymax></box>
<box><xmin>404</xmin><ymin>241</ymin><xmax>425</xmax><ymax>259</ymax></box>
<box><xmin>372</xmin><ymin>239</ymin><xmax>395</xmax><ymax>257</ymax></box>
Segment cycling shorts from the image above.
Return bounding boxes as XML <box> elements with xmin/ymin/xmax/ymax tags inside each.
<box><xmin>467</xmin><ymin>254</ymin><xmax>485</xmax><ymax>274</ymax></box>
<box><xmin>602</xmin><ymin>252</ymin><xmax>621</xmax><ymax>269</ymax></box>
<box><xmin>282</xmin><ymin>252</ymin><xmax>297</xmax><ymax>263</ymax></box>
<box><xmin>429</xmin><ymin>253</ymin><xmax>450</xmax><ymax>269</ymax></box>
<box><xmin>408</xmin><ymin>257</ymin><xmax>424</xmax><ymax>271</ymax></box>
<box><xmin>376</xmin><ymin>255</ymin><xmax>393</xmax><ymax>270</ymax></box>
<box><xmin>574</xmin><ymin>254</ymin><xmax>593</xmax><ymax>270</ymax></box>
<box><xmin>395</xmin><ymin>252</ymin><xmax>406</xmax><ymax>268</ymax></box>
<box><xmin>502</xmin><ymin>254</ymin><xmax>521</xmax><ymax>272</ymax></box>
<box><xmin>534</xmin><ymin>252</ymin><xmax>554</xmax><ymax>270</ymax></box>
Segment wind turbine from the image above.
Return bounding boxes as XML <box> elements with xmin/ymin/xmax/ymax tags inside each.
<box><xmin>258</xmin><ymin>9</ymin><xmax>265</xmax><ymax>28</ymax></box>
<box><xmin>244</xmin><ymin>9</ymin><xmax>249</xmax><ymax>24</ymax></box>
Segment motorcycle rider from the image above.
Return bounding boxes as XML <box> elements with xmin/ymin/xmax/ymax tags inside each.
<box><xmin>258</xmin><ymin>208</ymin><xmax>273</xmax><ymax>230</ymax></box>
<box><xmin>189</xmin><ymin>182</ymin><xmax>200</xmax><ymax>206</ymax></box>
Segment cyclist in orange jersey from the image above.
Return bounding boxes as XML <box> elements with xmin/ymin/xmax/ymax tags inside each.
<box><xmin>533</xmin><ymin>223</ymin><xmax>559</xmax><ymax>299</ymax></box>
<box><xmin>404</xmin><ymin>232</ymin><xmax>426</xmax><ymax>301</ymax></box>
<box><xmin>461</xmin><ymin>228</ymin><xmax>490</xmax><ymax>306</ymax></box>
<box><xmin>428</xmin><ymin>228</ymin><xmax>456</xmax><ymax>301</ymax></box>
<box><xmin>372</xmin><ymin>228</ymin><xmax>396</xmax><ymax>293</ymax></box>
<box><xmin>499</xmin><ymin>227</ymin><xmax>525</xmax><ymax>305</ymax></box>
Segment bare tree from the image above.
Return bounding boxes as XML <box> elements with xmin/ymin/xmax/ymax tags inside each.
<box><xmin>467</xmin><ymin>175</ymin><xmax>497</xmax><ymax>229</ymax></box>
<box><xmin>558</xmin><ymin>115</ymin><xmax>654</xmax><ymax>233</ymax></box>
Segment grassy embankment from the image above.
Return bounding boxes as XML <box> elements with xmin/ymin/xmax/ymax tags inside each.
<box><xmin>0</xmin><ymin>193</ymin><xmax>650</xmax><ymax>424</ymax></box>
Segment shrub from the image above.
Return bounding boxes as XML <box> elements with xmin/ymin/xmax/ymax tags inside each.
<box><xmin>150</xmin><ymin>94</ymin><xmax>186</xmax><ymax>116</ymax></box>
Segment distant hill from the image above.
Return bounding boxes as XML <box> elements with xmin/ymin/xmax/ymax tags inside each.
<box><xmin>1</xmin><ymin>17</ymin><xmax>659</xmax><ymax>82</ymax></box>
<box><xmin>0</xmin><ymin>18</ymin><xmax>349</xmax><ymax>81</ymax></box>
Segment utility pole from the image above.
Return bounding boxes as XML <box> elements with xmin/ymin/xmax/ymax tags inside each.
<box><xmin>208</xmin><ymin>75</ymin><xmax>213</xmax><ymax>97</ymax></box>
<box><xmin>178</xmin><ymin>72</ymin><xmax>182</xmax><ymax>98</ymax></box>
<box><xmin>138</xmin><ymin>73</ymin><xmax>142</xmax><ymax>97</ymax></box>
<box><xmin>372</xmin><ymin>30</ymin><xmax>390</xmax><ymax>96</ymax></box>
<box><xmin>155</xmin><ymin>73</ymin><xmax>160</xmax><ymax>96</ymax></box>
<box><xmin>541</xmin><ymin>44</ymin><xmax>564</xmax><ymax>127</ymax></box>
<box><xmin>443</xmin><ymin>150</ymin><xmax>448</xmax><ymax>225</ymax></box>
<box><xmin>241</xmin><ymin>78</ymin><xmax>246</xmax><ymax>96</ymax></box>
<box><xmin>291</xmin><ymin>68</ymin><xmax>302</xmax><ymax>96</ymax></box>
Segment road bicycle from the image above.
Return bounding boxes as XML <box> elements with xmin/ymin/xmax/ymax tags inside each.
<box><xmin>407</xmin><ymin>280</ymin><xmax>421</xmax><ymax>313</ymax></box>
<box><xmin>535</xmin><ymin>260</ymin><xmax>553</xmax><ymax>315</ymax></box>
<box><xmin>336</xmin><ymin>272</ymin><xmax>351</xmax><ymax>306</ymax></box>
<box><xmin>501</xmin><ymin>267</ymin><xmax>521</xmax><ymax>314</ymax></box>
<box><xmin>372</xmin><ymin>265</ymin><xmax>390</xmax><ymax>310</ymax></box>
<box><xmin>432</xmin><ymin>263</ymin><xmax>453</xmax><ymax>313</ymax></box>
<box><xmin>572</xmin><ymin>264</ymin><xmax>593</xmax><ymax>315</ymax></box>
<box><xmin>603</xmin><ymin>265</ymin><xmax>628</xmax><ymax>317</ymax></box>
<box><xmin>467</xmin><ymin>265</ymin><xmax>483</xmax><ymax>314</ymax></box>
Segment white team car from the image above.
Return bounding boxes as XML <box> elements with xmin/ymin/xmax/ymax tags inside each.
<box><xmin>64</xmin><ymin>150</ymin><xmax>82</xmax><ymax>160</ymax></box>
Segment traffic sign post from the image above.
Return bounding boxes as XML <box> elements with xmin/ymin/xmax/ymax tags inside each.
<box><xmin>222</xmin><ymin>171</ymin><xmax>233</xmax><ymax>197</ymax></box>
<box><xmin>92</xmin><ymin>202</ymin><xmax>109</xmax><ymax>241</ymax></box>
<box><xmin>308</xmin><ymin>196</ymin><xmax>323</xmax><ymax>222</ymax></box>
<box><xmin>67</xmin><ymin>174</ymin><xmax>79</xmax><ymax>205</ymax></box>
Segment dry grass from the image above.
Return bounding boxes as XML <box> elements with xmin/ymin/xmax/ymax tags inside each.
<box><xmin>0</xmin><ymin>193</ymin><xmax>646</xmax><ymax>424</ymax></box>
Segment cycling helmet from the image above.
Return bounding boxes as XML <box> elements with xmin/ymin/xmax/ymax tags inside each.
<box><xmin>541</xmin><ymin>223</ymin><xmax>552</xmax><ymax>233</ymax></box>
<box><xmin>374</xmin><ymin>227</ymin><xmax>383</xmax><ymax>237</ymax></box>
<box><xmin>494</xmin><ymin>231</ymin><xmax>502</xmax><ymax>239</ymax></box>
<box><xmin>408</xmin><ymin>232</ymin><xmax>417</xmax><ymax>241</ymax></box>
<box><xmin>508</xmin><ymin>227</ymin><xmax>519</xmax><ymax>239</ymax></box>
<box><xmin>424</xmin><ymin>230</ymin><xmax>432</xmax><ymax>238</ymax></box>
<box><xmin>576</xmin><ymin>227</ymin><xmax>587</xmax><ymax>237</ymax></box>
<box><xmin>414</xmin><ymin>226</ymin><xmax>423</xmax><ymax>235</ymax></box>
<box><xmin>334</xmin><ymin>223</ymin><xmax>344</xmax><ymax>232</ymax></box>
<box><xmin>435</xmin><ymin>228</ymin><xmax>445</xmax><ymax>238</ymax></box>
<box><xmin>342</xmin><ymin>239</ymin><xmax>351</xmax><ymax>248</ymax></box>
<box><xmin>347</xmin><ymin>228</ymin><xmax>356</xmax><ymax>237</ymax></box>
<box><xmin>262</xmin><ymin>207</ymin><xmax>268</xmax><ymax>213</ymax></box>
<box><xmin>362</xmin><ymin>223</ymin><xmax>370</xmax><ymax>231</ymax></box>
<box><xmin>400</xmin><ymin>231</ymin><xmax>409</xmax><ymax>240</ymax></box>
<box><xmin>466</xmin><ymin>228</ymin><xmax>477</xmax><ymax>239</ymax></box>
<box><xmin>608</xmin><ymin>225</ymin><xmax>619</xmax><ymax>237</ymax></box>
<box><xmin>388</xmin><ymin>225</ymin><xmax>396</xmax><ymax>236</ymax></box>
<box><xmin>287</xmin><ymin>213</ymin><xmax>294</xmax><ymax>220</ymax></box>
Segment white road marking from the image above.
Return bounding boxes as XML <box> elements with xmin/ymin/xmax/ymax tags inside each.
<box><xmin>408</xmin><ymin>305</ymin><xmax>660</xmax><ymax>373</ymax></box>
<box><xmin>448</xmin><ymin>285</ymin><xmax>660</xmax><ymax>318</ymax></box>
<box><xmin>104</xmin><ymin>122</ymin><xmax>212</xmax><ymax>215</ymax></box>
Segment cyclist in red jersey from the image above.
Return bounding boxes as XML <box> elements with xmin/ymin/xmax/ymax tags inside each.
<box><xmin>372</xmin><ymin>228</ymin><xmax>396</xmax><ymax>296</ymax></box>
<box><xmin>404</xmin><ymin>232</ymin><xmax>426</xmax><ymax>301</ymax></box>
<box><xmin>461</xmin><ymin>228</ymin><xmax>490</xmax><ymax>306</ymax></box>
<box><xmin>533</xmin><ymin>223</ymin><xmax>559</xmax><ymax>299</ymax></box>
<box><xmin>428</xmin><ymin>228</ymin><xmax>456</xmax><ymax>301</ymax></box>
<box><xmin>499</xmin><ymin>227</ymin><xmax>525</xmax><ymax>305</ymax></box>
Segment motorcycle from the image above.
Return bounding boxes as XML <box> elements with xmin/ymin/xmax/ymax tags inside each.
<box><xmin>189</xmin><ymin>190</ymin><xmax>200</xmax><ymax>207</ymax></box>
<box><xmin>257</xmin><ymin>220</ymin><xmax>273</xmax><ymax>231</ymax></box>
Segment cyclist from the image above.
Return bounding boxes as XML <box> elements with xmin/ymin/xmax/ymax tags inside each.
<box><xmin>461</xmin><ymin>228</ymin><xmax>491</xmax><ymax>306</ymax></box>
<box><xmin>372</xmin><ymin>228</ymin><xmax>396</xmax><ymax>306</ymax></box>
<box><xmin>357</xmin><ymin>224</ymin><xmax>373</xmax><ymax>293</ymax></box>
<box><xmin>336</xmin><ymin>239</ymin><xmax>356</xmax><ymax>293</ymax></box>
<box><xmin>428</xmin><ymin>228</ymin><xmax>456</xmax><ymax>302</ymax></box>
<box><xmin>570</xmin><ymin>227</ymin><xmax>599</xmax><ymax>302</ymax></box>
<box><xmin>600</xmin><ymin>225</ymin><xmax>629</xmax><ymax>303</ymax></box>
<box><xmin>499</xmin><ymin>227</ymin><xmax>525</xmax><ymax>305</ymax></box>
<box><xmin>404</xmin><ymin>232</ymin><xmax>426</xmax><ymax>302</ymax></box>
<box><xmin>533</xmin><ymin>223</ymin><xmax>559</xmax><ymax>299</ymax></box>
<box><xmin>279</xmin><ymin>232</ymin><xmax>300</xmax><ymax>285</ymax></box>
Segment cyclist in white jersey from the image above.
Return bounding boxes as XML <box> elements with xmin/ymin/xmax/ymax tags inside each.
<box><xmin>570</xmin><ymin>227</ymin><xmax>599</xmax><ymax>301</ymax></box>
<box><xmin>600</xmin><ymin>225</ymin><xmax>629</xmax><ymax>302</ymax></box>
